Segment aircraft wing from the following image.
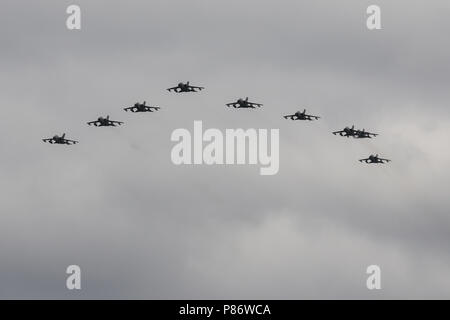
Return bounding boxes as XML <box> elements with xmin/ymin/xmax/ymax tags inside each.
<box><xmin>284</xmin><ymin>114</ymin><xmax>296</xmax><ymax>119</ymax></box>
<box><xmin>249</xmin><ymin>102</ymin><xmax>263</xmax><ymax>107</ymax></box>
<box><xmin>124</xmin><ymin>106</ymin><xmax>139</xmax><ymax>112</ymax></box>
<box><xmin>87</xmin><ymin>121</ymin><xmax>98</xmax><ymax>126</ymax></box>
<box><xmin>167</xmin><ymin>87</ymin><xmax>180</xmax><ymax>92</ymax></box>
<box><xmin>189</xmin><ymin>86</ymin><xmax>204</xmax><ymax>91</ymax></box>
<box><xmin>355</xmin><ymin>131</ymin><xmax>377</xmax><ymax>138</ymax></box>
<box><xmin>65</xmin><ymin>139</ymin><xmax>78</xmax><ymax>144</ymax></box>
<box><xmin>306</xmin><ymin>114</ymin><xmax>320</xmax><ymax>120</ymax></box>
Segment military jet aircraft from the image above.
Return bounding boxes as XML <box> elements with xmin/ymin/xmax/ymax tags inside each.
<box><xmin>226</xmin><ymin>97</ymin><xmax>263</xmax><ymax>109</ymax></box>
<box><xmin>167</xmin><ymin>81</ymin><xmax>204</xmax><ymax>93</ymax></box>
<box><xmin>124</xmin><ymin>101</ymin><xmax>160</xmax><ymax>113</ymax></box>
<box><xmin>333</xmin><ymin>125</ymin><xmax>357</xmax><ymax>137</ymax></box>
<box><xmin>283</xmin><ymin>109</ymin><xmax>320</xmax><ymax>121</ymax></box>
<box><xmin>353</xmin><ymin>129</ymin><xmax>378</xmax><ymax>139</ymax></box>
<box><xmin>333</xmin><ymin>126</ymin><xmax>377</xmax><ymax>138</ymax></box>
<box><xmin>87</xmin><ymin>115</ymin><xmax>123</xmax><ymax>127</ymax></box>
<box><xmin>42</xmin><ymin>133</ymin><xmax>78</xmax><ymax>145</ymax></box>
<box><xmin>359</xmin><ymin>154</ymin><xmax>391</xmax><ymax>164</ymax></box>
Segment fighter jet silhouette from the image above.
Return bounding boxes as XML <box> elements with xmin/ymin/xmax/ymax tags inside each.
<box><xmin>226</xmin><ymin>97</ymin><xmax>263</xmax><ymax>109</ymax></box>
<box><xmin>283</xmin><ymin>109</ymin><xmax>320</xmax><ymax>121</ymax></box>
<box><xmin>42</xmin><ymin>133</ymin><xmax>78</xmax><ymax>145</ymax></box>
<box><xmin>359</xmin><ymin>154</ymin><xmax>391</xmax><ymax>164</ymax></box>
<box><xmin>87</xmin><ymin>115</ymin><xmax>123</xmax><ymax>127</ymax></box>
<box><xmin>333</xmin><ymin>126</ymin><xmax>377</xmax><ymax>138</ymax></box>
<box><xmin>353</xmin><ymin>129</ymin><xmax>378</xmax><ymax>139</ymax></box>
<box><xmin>167</xmin><ymin>81</ymin><xmax>204</xmax><ymax>93</ymax></box>
<box><xmin>333</xmin><ymin>125</ymin><xmax>357</xmax><ymax>137</ymax></box>
<box><xmin>124</xmin><ymin>101</ymin><xmax>160</xmax><ymax>113</ymax></box>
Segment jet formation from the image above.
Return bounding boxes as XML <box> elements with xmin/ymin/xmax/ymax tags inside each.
<box><xmin>42</xmin><ymin>80</ymin><xmax>390</xmax><ymax>164</ymax></box>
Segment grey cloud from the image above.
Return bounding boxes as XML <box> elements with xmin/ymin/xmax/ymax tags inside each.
<box><xmin>0</xmin><ymin>0</ymin><xmax>450</xmax><ymax>299</ymax></box>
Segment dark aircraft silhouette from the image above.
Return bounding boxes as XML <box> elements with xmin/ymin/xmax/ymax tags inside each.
<box><xmin>226</xmin><ymin>97</ymin><xmax>263</xmax><ymax>109</ymax></box>
<box><xmin>359</xmin><ymin>154</ymin><xmax>391</xmax><ymax>164</ymax></box>
<box><xmin>333</xmin><ymin>126</ymin><xmax>377</xmax><ymax>138</ymax></box>
<box><xmin>283</xmin><ymin>109</ymin><xmax>320</xmax><ymax>121</ymax></box>
<box><xmin>124</xmin><ymin>101</ymin><xmax>160</xmax><ymax>113</ymax></box>
<box><xmin>353</xmin><ymin>129</ymin><xmax>378</xmax><ymax>139</ymax></box>
<box><xmin>167</xmin><ymin>81</ymin><xmax>204</xmax><ymax>93</ymax></box>
<box><xmin>87</xmin><ymin>115</ymin><xmax>123</xmax><ymax>127</ymax></box>
<box><xmin>42</xmin><ymin>133</ymin><xmax>78</xmax><ymax>145</ymax></box>
<box><xmin>333</xmin><ymin>125</ymin><xmax>357</xmax><ymax>137</ymax></box>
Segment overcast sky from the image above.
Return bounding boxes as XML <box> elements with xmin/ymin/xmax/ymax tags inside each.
<box><xmin>1</xmin><ymin>0</ymin><xmax>450</xmax><ymax>299</ymax></box>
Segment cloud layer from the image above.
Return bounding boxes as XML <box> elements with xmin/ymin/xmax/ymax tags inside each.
<box><xmin>1</xmin><ymin>0</ymin><xmax>450</xmax><ymax>298</ymax></box>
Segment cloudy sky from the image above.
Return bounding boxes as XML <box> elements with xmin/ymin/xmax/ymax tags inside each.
<box><xmin>1</xmin><ymin>0</ymin><xmax>450</xmax><ymax>299</ymax></box>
